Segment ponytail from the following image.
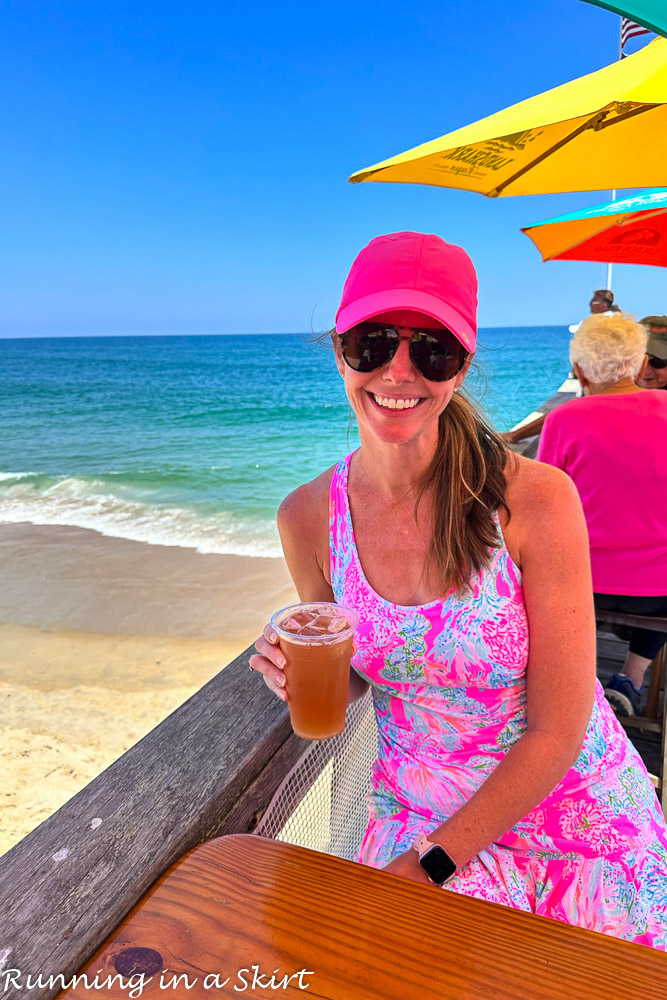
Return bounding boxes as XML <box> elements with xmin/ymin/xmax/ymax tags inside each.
<box><xmin>416</xmin><ymin>391</ymin><xmax>513</xmax><ymax>597</ymax></box>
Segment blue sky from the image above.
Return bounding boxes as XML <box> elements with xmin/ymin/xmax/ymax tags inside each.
<box><xmin>0</xmin><ymin>0</ymin><xmax>661</xmax><ymax>336</ymax></box>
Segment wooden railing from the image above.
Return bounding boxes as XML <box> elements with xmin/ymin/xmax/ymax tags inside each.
<box><xmin>0</xmin><ymin>646</ymin><xmax>309</xmax><ymax>1000</ymax></box>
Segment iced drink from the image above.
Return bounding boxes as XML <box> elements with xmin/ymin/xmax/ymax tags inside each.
<box><xmin>270</xmin><ymin>602</ymin><xmax>359</xmax><ymax>740</ymax></box>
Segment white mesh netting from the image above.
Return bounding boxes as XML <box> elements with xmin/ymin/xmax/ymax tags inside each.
<box><xmin>254</xmin><ymin>691</ymin><xmax>378</xmax><ymax>861</ymax></box>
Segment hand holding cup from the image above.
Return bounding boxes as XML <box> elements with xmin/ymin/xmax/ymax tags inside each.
<box><xmin>251</xmin><ymin>602</ymin><xmax>359</xmax><ymax>740</ymax></box>
<box><xmin>250</xmin><ymin>625</ymin><xmax>288</xmax><ymax>700</ymax></box>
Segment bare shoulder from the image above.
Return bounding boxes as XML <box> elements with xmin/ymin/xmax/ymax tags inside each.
<box><xmin>505</xmin><ymin>453</ymin><xmax>580</xmax><ymax>514</ymax></box>
<box><xmin>277</xmin><ymin>465</ymin><xmax>334</xmax><ymax>535</ymax></box>
<box><xmin>501</xmin><ymin>453</ymin><xmax>587</xmax><ymax>563</ymax></box>
<box><xmin>501</xmin><ymin>454</ymin><xmax>595</xmax><ymax>672</ymax></box>
<box><xmin>277</xmin><ymin>465</ymin><xmax>335</xmax><ymax>591</ymax></box>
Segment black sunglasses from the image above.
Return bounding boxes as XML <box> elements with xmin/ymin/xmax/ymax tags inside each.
<box><xmin>339</xmin><ymin>322</ymin><xmax>468</xmax><ymax>383</ymax></box>
<box><xmin>647</xmin><ymin>354</ymin><xmax>667</xmax><ymax>370</ymax></box>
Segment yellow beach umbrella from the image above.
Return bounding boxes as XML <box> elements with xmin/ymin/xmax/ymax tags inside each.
<box><xmin>350</xmin><ymin>37</ymin><xmax>667</xmax><ymax>197</ymax></box>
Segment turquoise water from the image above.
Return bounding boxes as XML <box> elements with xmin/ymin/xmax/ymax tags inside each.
<box><xmin>0</xmin><ymin>327</ymin><xmax>570</xmax><ymax>557</ymax></box>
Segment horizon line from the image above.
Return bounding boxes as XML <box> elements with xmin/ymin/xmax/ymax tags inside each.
<box><xmin>0</xmin><ymin>323</ymin><xmax>570</xmax><ymax>342</ymax></box>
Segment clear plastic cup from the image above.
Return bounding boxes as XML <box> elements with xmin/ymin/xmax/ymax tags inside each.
<box><xmin>270</xmin><ymin>602</ymin><xmax>360</xmax><ymax>740</ymax></box>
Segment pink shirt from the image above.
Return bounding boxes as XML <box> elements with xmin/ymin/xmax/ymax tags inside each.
<box><xmin>537</xmin><ymin>390</ymin><xmax>667</xmax><ymax>596</ymax></box>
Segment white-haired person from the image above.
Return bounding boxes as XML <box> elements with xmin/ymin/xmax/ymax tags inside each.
<box><xmin>537</xmin><ymin>313</ymin><xmax>667</xmax><ymax>716</ymax></box>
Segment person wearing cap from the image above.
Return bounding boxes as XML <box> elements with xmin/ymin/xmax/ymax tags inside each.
<box><xmin>250</xmin><ymin>233</ymin><xmax>667</xmax><ymax>948</ymax></box>
<box><xmin>637</xmin><ymin>316</ymin><xmax>667</xmax><ymax>390</ymax></box>
<box><xmin>537</xmin><ymin>313</ymin><xmax>667</xmax><ymax>718</ymax></box>
<box><xmin>590</xmin><ymin>288</ymin><xmax>618</xmax><ymax>315</ymax></box>
<box><xmin>568</xmin><ymin>288</ymin><xmax>619</xmax><ymax>335</ymax></box>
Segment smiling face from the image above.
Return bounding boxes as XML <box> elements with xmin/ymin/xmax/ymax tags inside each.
<box><xmin>335</xmin><ymin>327</ymin><xmax>471</xmax><ymax>447</ymax></box>
<box><xmin>637</xmin><ymin>327</ymin><xmax>667</xmax><ymax>389</ymax></box>
<box><xmin>637</xmin><ymin>355</ymin><xmax>667</xmax><ymax>390</ymax></box>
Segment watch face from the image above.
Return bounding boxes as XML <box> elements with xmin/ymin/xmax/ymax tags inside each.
<box><xmin>419</xmin><ymin>845</ymin><xmax>457</xmax><ymax>885</ymax></box>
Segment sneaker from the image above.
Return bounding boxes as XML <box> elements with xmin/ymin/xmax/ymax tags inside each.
<box><xmin>604</xmin><ymin>674</ymin><xmax>645</xmax><ymax>717</ymax></box>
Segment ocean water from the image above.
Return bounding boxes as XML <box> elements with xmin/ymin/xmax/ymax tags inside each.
<box><xmin>0</xmin><ymin>327</ymin><xmax>570</xmax><ymax>558</ymax></box>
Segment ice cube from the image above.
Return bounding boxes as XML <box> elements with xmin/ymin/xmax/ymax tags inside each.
<box><xmin>281</xmin><ymin>616</ymin><xmax>304</xmax><ymax>634</ymax></box>
<box><xmin>327</xmin><ymin>616</ymin><xmax>350</xmax><ymax>633</ymax></box>
<box><xmin>298</xmin><ymin>624</ymin><xmax>328</xmax><ymax>636</ymax></box>
<box><xmin>291</xmin><ymin>610</ymin><xmax>316</xmax><ymax>627</ymax></box>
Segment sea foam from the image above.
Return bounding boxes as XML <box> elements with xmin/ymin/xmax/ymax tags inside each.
<box><xmin>0</xmin><ymin>473</ymin><xmax>283</xmax><ymax>558</ymax></box>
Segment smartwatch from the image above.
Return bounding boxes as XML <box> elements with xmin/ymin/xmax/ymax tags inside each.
<box><xmin>413</xmin><ymin>833</ymin><xmax>457</xmax><ymax>886</ymax></box>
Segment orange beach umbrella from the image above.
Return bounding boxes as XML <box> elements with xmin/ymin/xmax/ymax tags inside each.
<box><xmin>522</xmin><ymin>188</ymin><xmax>667</xmax><ymax>266</ymax></box>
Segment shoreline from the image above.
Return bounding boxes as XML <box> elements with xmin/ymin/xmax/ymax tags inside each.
<box><xmin>0</xmin><ymin>522</ymin><xmax>297</xmax><ymax>855</ymax></box>
<box><xmin>0</xmin><ymin>522</ymin><xmax>294</xmax><ymax>639</ymax></box>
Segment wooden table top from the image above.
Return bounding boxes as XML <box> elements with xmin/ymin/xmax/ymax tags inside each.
<box><xmin>66</xmin><ymin>834</ymin><xmax>665</xmax><ymax>1000</ymax></box>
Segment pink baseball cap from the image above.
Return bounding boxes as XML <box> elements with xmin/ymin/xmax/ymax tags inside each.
<box><xmin>335</xmin><ymin>231</ymin><xmax>478</xmax><ymax>353</ymax></box>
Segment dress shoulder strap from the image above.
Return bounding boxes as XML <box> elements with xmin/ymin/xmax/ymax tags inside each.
<box><xmin>329</xmin><ymin>452</ymin><xmax>355</xmax><ymax>600</ymax></box>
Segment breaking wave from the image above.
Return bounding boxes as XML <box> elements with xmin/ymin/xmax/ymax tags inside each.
<box><xmin>0</xmin><ymin>472</ymin><xmax>282</xmax><ymax>558</ymax></box>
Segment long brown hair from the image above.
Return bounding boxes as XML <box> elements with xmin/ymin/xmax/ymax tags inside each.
<box><xmin>416</xmin><ymin>389</ymin><xmax>514</xmax><ymax>597</ymax></box>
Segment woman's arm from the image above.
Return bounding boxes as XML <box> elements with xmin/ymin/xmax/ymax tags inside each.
<box><xmin>250</xmin><ymin>471</ymin><xmax>369</xmax><ymax>703</ymax></box>
<box><xmin>386</xmin><ymin>461</ymin><xmax>596</xmax><ymax>879</ymax></box>
<box><xmin>276</xmin><ymin>476</ymin><xmax>336</xmax><ymax>603</ymax></box>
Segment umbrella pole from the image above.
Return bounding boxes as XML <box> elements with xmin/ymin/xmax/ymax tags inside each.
<box><xmin>605</xmin><ymin>186</ymin><xmax>616</xmax><ymax>290</ymax></box>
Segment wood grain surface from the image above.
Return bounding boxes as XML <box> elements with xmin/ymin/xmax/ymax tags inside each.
<box><xmin>65</xmin><ymin>834</ymin><xmax>666</xmax><ymax>1000</ymax></box>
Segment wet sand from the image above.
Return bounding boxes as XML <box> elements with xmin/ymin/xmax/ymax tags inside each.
<box><xmin>0</xmin><ymin>523</ymin><xmax>297</xmax><ymax>855</ymax></box>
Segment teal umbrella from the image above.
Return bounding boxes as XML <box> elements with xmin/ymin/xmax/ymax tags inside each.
<box><xmin>582</xmin><ymin>2</ymin><xmax>666</xmax><ymax>38</ymax></box>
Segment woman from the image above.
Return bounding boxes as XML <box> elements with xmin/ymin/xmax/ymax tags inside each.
<box><xmin>251</xmin><ymin>232</ymin><xmax>667</xmax><ymax>948</ymax></box>
<box><xmin>537</xmin><ymin>313</ymin><xmax>667</xmax><ymax>717</ymax></box>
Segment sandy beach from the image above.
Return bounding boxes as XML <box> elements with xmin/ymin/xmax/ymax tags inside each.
<box><xmin>0</xmin><ymin>522</ymin><xmax>297</xmax><ymax>856</ymax></box>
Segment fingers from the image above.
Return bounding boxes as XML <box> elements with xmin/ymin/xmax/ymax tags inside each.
<box><xmin>249</xmin><ymin>626</ymin><xmax>288</xmax><ymax>701</ymax></box>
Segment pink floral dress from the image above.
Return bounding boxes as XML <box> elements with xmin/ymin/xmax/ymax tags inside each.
<box><xmin>330</xmin><ymin>452</ymin><xmax>667</xmax><ymax>948</ymax></box>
